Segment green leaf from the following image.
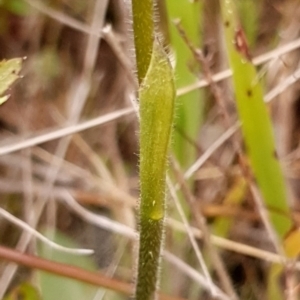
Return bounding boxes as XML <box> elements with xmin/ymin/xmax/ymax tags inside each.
<box><xmin>37</xmin><ymin>229</ymin><xmax>98</xmax><ymax>300</ymax></box>
<box><xmin>267</xmin><ymin>264</ymin><xmax>285</xmax><ymax>300</ymax></box>
<box><xmin>0</xmin><ymin>58</ymin><xmax>22</xmax><ymax>104</ymax></box>
<box><xmin>4</xmin><ymin>282</ymin><xmax>40</xmax><ymax>300</ymax></box>
<box><xmin>221</xmin><ymin>0</ymin><xmax>292</xmax><ymax>241</ymax></box>
<box><xmin>237</xmin><ymin>0</ymin><xmax>259</xmax><ymax>46</ymax></box>
<box><xmin>165</xmin><ymin>0</ymin><xmax>203</xmax><ymax>166</ymax></box>
<box><xmin>213</xmin><ymin>177</ymin><xmax>247</xmax><ymax>237</ymax></box>
<box><xmin>2</xmin><ymin>0</ymin><xmax>29</xmax><ymax>15</ymax></box>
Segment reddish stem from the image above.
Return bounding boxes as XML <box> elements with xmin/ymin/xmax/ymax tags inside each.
<box><xmin>0</xmin><ymin>245</ymin><xmax>185</xmax><ymax>300</ymax></box>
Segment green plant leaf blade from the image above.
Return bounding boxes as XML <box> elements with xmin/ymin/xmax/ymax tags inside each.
<box><xmin>4</xmin><ymin>282</ymin><xmax>41</xmax><ymax>300</ymax></box>
<box><xmin>1</xmin><ymin>0</ymin><xmax>29</xmax><ymax>15</ymax></box>
<box><xmin>0</xmin><ymin>58</ymin><xmax>22</xmax><ymax>103</ymax></box>
<box><xmin>220</xmin><ymin>0</ymin><xmax>292</xmax><ymax>241</ymax></box>
<box><xmin>165</xmin><ymin>0</ymin><xmax>203</xmax><ymax>166</ymax></box>
<box><xmin>37</xmin><ymin>229</ymin><xmax>98</xmax><ymax>300</ymax></box>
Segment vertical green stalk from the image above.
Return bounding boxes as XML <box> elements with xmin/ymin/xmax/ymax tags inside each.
<box><xmin>136</xmin><ymin>42</ymin><xmax>175</xmax><ymax>300</ymax></box>
<box><xmin>132</xmin><ymin>0</ymin><xmax>154</xmax><ymax>83</ymax></box>
<box><xmin>132</xmin><ymin>1</ymin><xmax>175</xmax><ymax>300</ymax></box>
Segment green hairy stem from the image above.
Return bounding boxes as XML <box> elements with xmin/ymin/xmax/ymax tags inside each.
<box><xmin>131</xmin><ymin>1</ymin><xmax>175</xmax><ymax>298</ymax></box>
<box><xmin>135</xmin><ymin>40</ymin><xmax>175</xmax><ymax>300</ymax></box>
<box><xmin>132</xmin><ymin>0</ymin><xmax>154</xmax><ymax>83</ymax></box>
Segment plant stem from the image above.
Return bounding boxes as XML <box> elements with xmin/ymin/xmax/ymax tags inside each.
<box><xmin>135</xmin><ymin>40</ymin><xmax>175</xmax><ymax>300</ymax></box>
<box><xmin>132</xmin><ymin>0</ymin><xmax>154</xmax><ymax>83</ymax></box>
<box><xmin>131</xmin><ymin>1</ymin><xmax>175</xmax><ymax>298</ymax></box>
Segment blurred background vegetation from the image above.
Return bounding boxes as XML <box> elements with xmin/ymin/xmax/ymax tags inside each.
<box><xmin>0</xmin><ymin>0</ymin><xmax>300</xmax><ymax>299</ymax></box>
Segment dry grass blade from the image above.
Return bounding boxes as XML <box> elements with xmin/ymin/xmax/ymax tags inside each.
<box><xmin>0</xmin><ymin>208</ymin><xmax>93</xmax><ymax>255</ymax></box>
<box><xmin>0</xmin><ymin>107</ymin><xmax>134</xmax><ymax>156</ymax></box>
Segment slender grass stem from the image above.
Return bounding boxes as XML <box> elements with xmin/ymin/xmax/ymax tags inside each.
<box><xmin>132</xmin><ymin>0</ymin><xmax>154</xmax><ymax>83</ymax></box>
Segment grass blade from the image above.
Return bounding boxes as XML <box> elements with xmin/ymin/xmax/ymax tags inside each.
<box><xmin>220</xmin><ymin>0</ymin><xmax>292</xmax><ymax>241</ymax></box>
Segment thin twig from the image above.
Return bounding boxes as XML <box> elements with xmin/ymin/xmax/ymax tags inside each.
<box><xmin>167</xmin><ymin>219</ymin><xmax>290</xmax><ymax>266</ymax></box>
<box><xmin>170</xmin><ymin>158</ymin><xmax>238</xmax><ymax>300</ymax></box>
<box><xmin>0</xmin><ymin>245</ymin><xmax>185</xmax><ymax>300</ymax></box>
<box><xmin>184</xmin><ymin>122</ymin><xmax>240</xmax><ymax>180</ymax></box>
<box><xmin>0</xmin><ymin>208</ymin><xmax>93</xmax><ymax>255</ymax></box>
<box><xmin>0</xmin><ymin>107</ymin><xmax>134</xmax><ymax>156</ymax></box>
<box><xmin>163</xmin><ymin>251</ymin><xmax>231</xmax><ymax>300</ymax></box>
<box><xmin>102</xmin><ymin>24</ymin><xmax>138</xmax><ymax>89</ymax></box>
<box><xmin>265</xmin><ymin>67</ymin><xmax>300</xmax><ymax>102</ymax></box>
<box><xmin>167</xmin><ymin>177</ymin><xmax>217</xmax><ymax>297</ymax></box>
<box><xmin>62</xmin><ymin>190</ymin><xmax>136</xmax><ymax>239</ymax></box>
<box><xmin>24</xmin><ymin>0</ymin><xmax>100</xmax><ymax>37</ymax></box>
<box><xmin>177</xmin><ymin>37</ymin><xmax>300</xmax><ymax>96</ymax></box>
